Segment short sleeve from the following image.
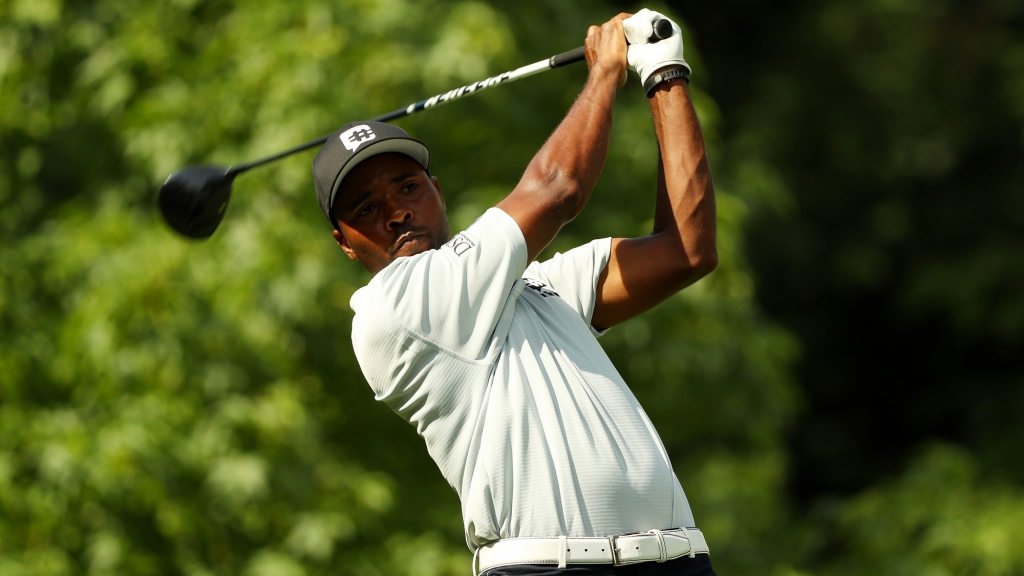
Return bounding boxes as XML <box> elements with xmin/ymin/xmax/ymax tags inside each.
<box><xmin>524</xmin><ymin>237</ymin><xmax>612</xmax><ymax>335</ymax></box>
<box><xmin>362</xmin><ymin>207</ymin><xmax>528</xmax><ymax>361</ymax></box>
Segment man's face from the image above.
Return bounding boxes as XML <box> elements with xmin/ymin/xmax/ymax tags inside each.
<box><xmin>332</xmin><ymin>153</ymin><xmax>450</xmax><ymax>274</ymax></box>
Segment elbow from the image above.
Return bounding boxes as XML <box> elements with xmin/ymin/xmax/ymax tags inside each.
<box><xmin>520</xmin><ymin>162</ymin><xmax>585</xmax><ymax>218</ymax></box>
<box><xmin>685</xmin><ymin>226</ymin><xmax>719</xmax><ymax>281</ymax></box>
<box><xmin>667</xmin><ymin>244</ymin><xmax>718</xmax><ymax>287</ymax></box>
<box><xmin>693</xmin><ymin>249</ymin><xmax>719</xmax><ymax>279</ymax></box>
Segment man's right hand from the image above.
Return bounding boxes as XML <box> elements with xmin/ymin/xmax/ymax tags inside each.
<box><xmin>585</xmin><ymin>14</ymin><xmax>630</xmax><ymax>89</ymax></box>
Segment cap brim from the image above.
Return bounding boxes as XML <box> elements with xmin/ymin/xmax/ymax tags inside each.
<box><xmin>328</xmin><ymin>138</ymin><xmax>430</xmax><ymax>217</ymax></box>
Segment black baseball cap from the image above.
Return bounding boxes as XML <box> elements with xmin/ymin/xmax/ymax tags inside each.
<box><xmin>312</xmin><ymin>121</ymin><xmax>430</xmax><ymax>229</ymax></box>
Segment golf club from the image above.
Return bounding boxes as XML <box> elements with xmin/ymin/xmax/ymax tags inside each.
<box><xmin>159</xmin><ymin>18</ymin><xmax>674</xmax><ymax>239</ymax></box>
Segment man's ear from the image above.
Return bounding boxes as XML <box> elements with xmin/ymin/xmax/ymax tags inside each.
<box><xmin>332</xmin><ymin>229</ymin><xmax>359</xmax><ymax>261</ymax></box>
<box><xmin>431</xmin><ymin>175</ymin><xmax>445</xmax><ymax>210</ymax></box>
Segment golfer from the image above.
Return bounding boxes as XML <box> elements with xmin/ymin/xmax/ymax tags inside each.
<box><xmin>313</xmin><ymin>9</ymin><xmax>717</xmax><ymax>576</ymax></box>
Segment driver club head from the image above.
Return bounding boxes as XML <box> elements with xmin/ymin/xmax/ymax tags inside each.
<box><xmin>159</xmin><ymin>165</ymin><xmax>236</xmax><ymax>239</ymax></box>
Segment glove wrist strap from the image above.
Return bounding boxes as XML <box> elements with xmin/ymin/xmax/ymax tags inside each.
<box><xmin>644</xmin><ymin>67</ymin><xmax>690</xmax><ymax>96</ymax></box>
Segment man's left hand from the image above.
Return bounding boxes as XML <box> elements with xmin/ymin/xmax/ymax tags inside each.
<box><xmin>623</xmin><ymin>9</ymin><xmax>690</xmax><ymax>87</ymax></box>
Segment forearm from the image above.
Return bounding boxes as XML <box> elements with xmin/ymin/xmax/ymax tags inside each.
<box><xmin>649</xmin><ymin>75</ymin><xmax>717</xmax><ymax>272</ymax></box>
<box><xmin>589</xmin><ymin>12</ymin><xmax>715</xmax><ymax>330</ymax></box>
<box><xmin>518</xmin><ymin>66</ymin><xmax>619</xmax><ymax>219</ymax></box>
<box><xmin>497</xmin><ymin>15</ymin><xmax>629</xmax><ymax>263</ymax></box>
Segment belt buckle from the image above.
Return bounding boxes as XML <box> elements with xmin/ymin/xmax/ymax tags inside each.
<box><xmin>608</xmin><ymin>531</ymin><xmax>640</xmax><ymax>567</ymax></box>
<box><xmin>607</xmin><ymin>536</ymin><xmax>621</xmax><ymax>566</ymax></box>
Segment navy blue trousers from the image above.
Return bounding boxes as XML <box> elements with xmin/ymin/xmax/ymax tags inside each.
<box><xmin>482</xmin><ymin>555</ymin><xmax>717</xmax><ymax>576</ymax></box>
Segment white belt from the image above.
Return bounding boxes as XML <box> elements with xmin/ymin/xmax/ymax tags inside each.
<box><xmin>473</xmin><ymin>528</ymin><xmax>710</xmax><ymax>574</ymax></box>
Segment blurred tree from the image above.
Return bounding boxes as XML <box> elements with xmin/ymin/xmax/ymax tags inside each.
<box><xmin>0</xmin><ymin>0</ymin><xmax>797</xmax><ymax>574</ymax></box>
<box><xmin>7</xmin><ymin>0</ymin><xmax>1020</xmax><ymax>573</ymax></box>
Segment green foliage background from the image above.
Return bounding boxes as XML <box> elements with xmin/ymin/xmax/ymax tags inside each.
<box><xmin>0</xmin><ymin>0</ymin><xmax>1021</xmax><ymax>575</ymax></box>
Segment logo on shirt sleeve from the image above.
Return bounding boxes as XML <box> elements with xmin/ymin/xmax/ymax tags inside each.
<box><xmin>523</xmin><ymin>277</ymin><xmax>559</xmax><ymax>298</ymax></box>
<box><xmin>444</xmin><ymin>233</ymin><xmax>476</xmax><ymax>256</ymax></box>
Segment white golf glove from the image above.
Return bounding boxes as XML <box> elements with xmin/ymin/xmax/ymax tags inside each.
<box><xmin>623</xmin><ymin>9</ymin><xmax>690</xmax><ymax>90</ymax></box>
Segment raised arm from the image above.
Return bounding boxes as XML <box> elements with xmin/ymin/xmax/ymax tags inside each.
<box><xmin>497</xmin><ymin>15</ymin><xmax>629</xmax><ymax>263</ymax></box>
<box><xmin>591</xmin><ymin>13</ymin><xmax>718</xmax><ymax>331</ymax></box>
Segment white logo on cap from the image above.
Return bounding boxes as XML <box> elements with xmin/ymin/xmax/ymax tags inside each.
<box><xmin>340</xmin><ymin>125</ymin><xmax>376</xmax><ymax>152</ymax></box>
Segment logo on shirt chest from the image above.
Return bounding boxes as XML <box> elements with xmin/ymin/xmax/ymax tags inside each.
<box><xmin>444</xmin><ymin>233</ymin><xmax>475</xmax><ymax>256</ymax></box>
<box><xmin>523</xmin><ymin>278</ymin><xmax>559</xmax><ymax>298</ymax></box>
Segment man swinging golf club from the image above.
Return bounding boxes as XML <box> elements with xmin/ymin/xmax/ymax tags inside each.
<box><xmin>312</xmin><ymin>9</ymin><xmax>717</xmax><ymax>576</ymax></box>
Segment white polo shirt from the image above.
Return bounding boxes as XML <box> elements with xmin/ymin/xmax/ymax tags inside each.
<box><xmin>349</xmin><ymin>208</ymin><xmax>695</xmax><ymax>550</ymax></box>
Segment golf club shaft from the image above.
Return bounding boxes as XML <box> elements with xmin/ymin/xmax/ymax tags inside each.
<box><xmin>229</xmin><ymin>47</ymin><xmax>587</xmax><ymax>176</ymax></box>
<box><xmin>228</xmin><ymin>17</ymin><xmax>673</xmax><ymax>176</ymax></box>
